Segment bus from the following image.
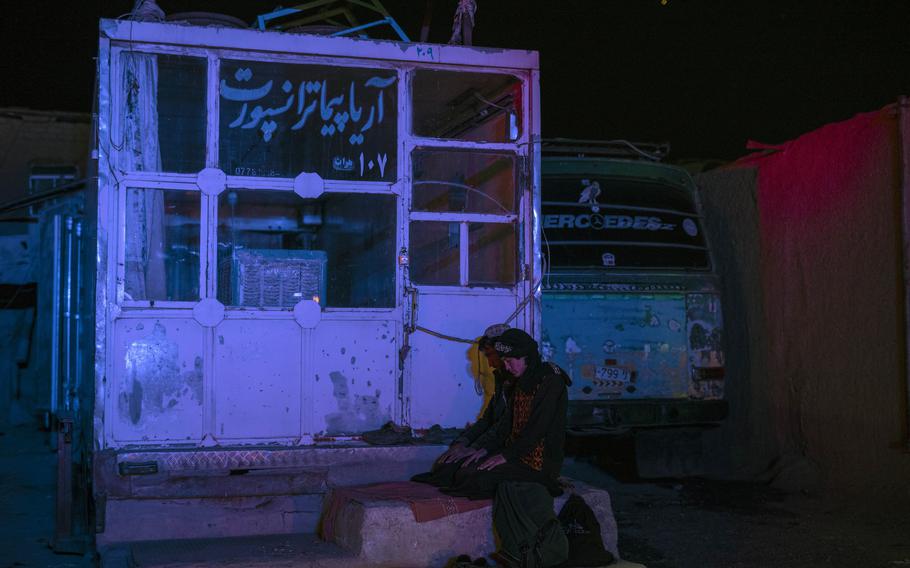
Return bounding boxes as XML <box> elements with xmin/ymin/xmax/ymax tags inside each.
<box><xmin>540</xmin><ymin>140</ymin><xmax>727</xmax><ymax>434</ymax></box>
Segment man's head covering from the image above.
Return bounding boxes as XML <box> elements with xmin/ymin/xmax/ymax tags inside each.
<box><xmin>478</xmin><ymin>323</ymin><xmax>510</xmax><ymax>349</ymax></box>
<box><xmin>484</xmin><ymin>323</ymin><xmax>510</xmax><ymax>339</ymax></box>
<box><xmin>493</xmin><ymin>328</ymin><xmax>539</xmax><ymax>359</ymax></box>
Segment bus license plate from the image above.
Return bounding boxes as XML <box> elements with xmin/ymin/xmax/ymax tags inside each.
<box><xmin>595</xmin><ymin>366</ymin><xmax>630</xmax><ymax>382</ymax></box>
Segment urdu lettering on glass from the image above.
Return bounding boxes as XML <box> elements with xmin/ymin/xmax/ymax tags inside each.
<box><xmin>219</xmin><ymin>61</ymin><xmax>398</xmax><ymax>181</ymax></box>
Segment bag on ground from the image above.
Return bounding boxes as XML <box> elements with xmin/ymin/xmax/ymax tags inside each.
<box><xmin>557</xmin><ymin>493</ymin><xmax>615</xmax><ymax>566</ymax></box>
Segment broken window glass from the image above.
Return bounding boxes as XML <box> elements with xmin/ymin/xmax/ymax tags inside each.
<box><xmin>409</xmin><ymin>221</ymin><xmax>460</xmax><ymax>286</ymax></box>
<box><xmin>468</xmin><ymin>222</ymin><xmax>516</xmax><ymax>286</ymax></box>
<box><xmin>412</xmin><ymin>149</ymin><xmax>516</xmax><ymax>214</ymax></box>
<box><xmin>217</xmin><ymin>190</ymin><xmax>396</xmax><ymax>308</ymax></box>
<box><xmin>119</xmin><ymin>53</ymin><xmax>206</xmax><ymax>173</ymax></box>
<box><xmin>123</xmin><ymin>189</ymin><xmax>200</xmax><ymax>302</ymax></box>
<box><xmin>412</xmin><ymin>70</ymin><xmax>521</xmax><ymax>142</ymax></box>
<box><xmin>218</xmin><ymin>60</ymin><xmax>397</xmax><ymax>181</ymax></box>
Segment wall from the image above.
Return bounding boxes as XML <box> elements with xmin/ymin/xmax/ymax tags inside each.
<box><xmin>0</xmin><ymin>108</ymin><xmax>90</xmax><ymax>204</ymax></box>
<box><xmin>699</xmin><ymin>105</ymin><xmax>910</xmax><ymax>502</ymax></box>
<box><xmin>0</xmin><ymin>107</ymin><xmax>91</xmax><ymax>425</ymax></box>
<box><xmin>0</xmin><ymin>226</ymin><xmax>37</xmax><ymax>427</ymax></box>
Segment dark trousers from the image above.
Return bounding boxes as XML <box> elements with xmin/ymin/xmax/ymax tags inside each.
<box><xmin>493</xmin><ymin>481</ymin><xmax>568</xmax><ymax>568</ymax></box>
<box><xmin>412</xmin><ymin>457</ymin><xmax>558</xmax><ymax>500</ymax></box>
<box><xmin>411</xmin><ymin>458</ymin><xmax>463</xmax><ymax>487</ymax></box>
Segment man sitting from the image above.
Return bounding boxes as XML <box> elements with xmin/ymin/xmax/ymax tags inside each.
<box><xmin>433</xmin><ymin>328</ymin><xmax>573</xmax><ymax>567</ymax></box>
<box><xmin>412</xmin><ymin>324</ymin><xmax>513</xmax><ymax>486</ymax></box>
<box><xmin>440</xmin><ymin>328</ymin><xmax>571</xmax><ymax>500</ymax></box>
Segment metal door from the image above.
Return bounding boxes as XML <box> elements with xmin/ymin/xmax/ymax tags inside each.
<box><xmin>401</xmin><ymin>147</ymin><xmax>536</xmax><ymax>429</ymax></box>
<box><xmin>400</xmin><ymin>66</ymin><xmax>538</xmax><ymax>429</ymax></box>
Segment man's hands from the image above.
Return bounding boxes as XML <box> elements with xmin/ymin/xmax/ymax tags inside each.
<box><xmin>437</xmin><ymin>443</ymin><xmax>475</xmax><ymax>464</ymax></box>
<box><xmin>461</xmin><ymin>447</ymin><xmax>489</xmax><ymax>466</ymax></box>
<box><xmin>477</xmin><ymin>453</ymin><xmax>506</xmax><ymax>471</ymax></box>
<box><xmin>435</xmin><ymin>445</ymin><xmax>505</xmax><ymax>471</ymax></box>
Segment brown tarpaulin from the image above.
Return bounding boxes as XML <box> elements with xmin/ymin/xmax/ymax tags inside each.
<box><xmin>698</xmin><ymin>103</ymin><xmax>910</xmax><ymax>500</ymax></box>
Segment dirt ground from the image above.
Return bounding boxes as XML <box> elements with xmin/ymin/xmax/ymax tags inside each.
<box><xmin>563</xmin><ymin>455</ymin><xmax>910</xmax><ymax>568</ymax></box>
<box><xmin>3</xmin><ymin>423</ymin><xmax>910</xmax><ymax>568</ymax></box>
<box><xmin>0</xmin><ymin>425</ymin><xmax>93</xmax><ymax>568</ymax></box>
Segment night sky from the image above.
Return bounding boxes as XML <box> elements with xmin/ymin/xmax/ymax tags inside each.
<box><xmin>1</xmin><ymin>0</ymin><xmax>908</xmax><ymax>160</ymax></box>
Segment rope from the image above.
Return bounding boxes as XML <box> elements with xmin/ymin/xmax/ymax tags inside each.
<box><xmin>130</xmin><ymin>0</ymin><xmax>165</xmax><ymax>22</ymax></box>
<box><xmin>501</xmin><ymin>280</ymin><xmax>540</xmax><ymax>325</ymax></box>
<box><xmin>474</xmin><ymin>92</ymin><xmax>511</xmax><ymax>112</ymax></box>
<box><xmin>415</xmin><ymin>325</ymin><xmax>476</xmax><ymax>345</ymax></box>
<box><xmin>412</xmin><ymin>280</ymin><xmax>541</xmax><ymax>346</ymax></box>
<box><xmin>412</xmin><ymin>180</ymin><xmax>511</xmax><ymax>215</ymax></box>
<box><xmin>474</xmin><ymin>345</ymin><xmax>485</xmax><ymax>395</ymax></box>
<box><xmin>448</xmin><ymin>0</ymin><xmax>477</xmax><ymax>45</ymax></box>
<box><xmin>610</xmin><ymin>139</ymin><xmax>664</xmax><ymax>161</ymax></box>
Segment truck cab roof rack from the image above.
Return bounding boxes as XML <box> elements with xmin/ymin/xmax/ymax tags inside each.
<box><xmin>541</xmin><ymin>138</ymin><xmax>670</xmax><ymax>162</ymax></box>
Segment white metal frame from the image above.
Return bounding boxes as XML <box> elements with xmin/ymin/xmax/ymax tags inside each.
<box><xmin>403</xmin><ymin>64</ymin><xmax>531</xmax><ymax>293</ymax></box>
<box><xmin>96</xmin><ymin>19</ymin><xmax>541</xmax><ymax>449</ymax></box>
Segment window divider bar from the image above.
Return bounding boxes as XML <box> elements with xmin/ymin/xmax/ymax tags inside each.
<box><xmin>199</xmin><ymin>193</ymin><xmax>212</xmax><ymax>300</ymax></box>
<box><xmin>408</xmin><ymin>138</ymin><xmax>525</xmax><ymax>154</ymax></box>
<box><xmin>206</xmin><ymin>55</ymin><xmax>220</xmax><ymax>169</ymax></box>
<box><xmin>397</xmin><ymin>67</ymin><xmax>411</xmax><ymax>326</ymax></box>
<box><xmin>459</xmin><ymin>221</ymin><xmax>469</xmax><ymax>287</ymax></box>
<box><xmin>205</xmin><ymin>192</ymin><xmax>219</xmax><ymax>299</ymax></box>
<box><xmin>220</xmin><ymin>176</ymin><xmax>396</xmax><ymax>193</ymax></box>
<box><xmin>409</xmin><ymin>211</ymin><xmax>515</xmax><ymax>223</ymax></box>
<box><xmin>118</xmin><ymin>302</ymin><xmax>197</xmax><ymax>312</ymax></box>
<box><xmin>115</xmin><ymin>185</ymin><xmax>127</xmax><ymax>305</ymax></box>
<box><xmin>119</xmin><ymin>172</ymin><xmax>199</xmax><ymax>188</ymax></box>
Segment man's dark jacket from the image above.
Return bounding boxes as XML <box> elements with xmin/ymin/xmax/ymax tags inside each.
<box><xmin>491</xmin><ymin>358</ymin><xmax>571</xmax><ymax>480</ymax></box>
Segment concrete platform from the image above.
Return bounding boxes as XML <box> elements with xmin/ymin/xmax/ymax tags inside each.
<box><xmin>95</xmin><ymin>443</ymin><xmax>446</xmax><ymax>546</ymax></box>
<box><xmin>94</xmin><ymin>445</ymin><xmax>632</xmax><ymax>567</ymax></box>
<box><xmin>328</xmin><ymin>479</ymin><xmax>620</xmax><ymax>568</ymax></box>
<box><xmin>100</xmin><ymin>533</ymin><xmax>646</xmax><ymax>568</ymax></box>
<box><xmin>100</xmin><ymin>533</ymin><xmax>356</xmax><ymax>568</ymax></box>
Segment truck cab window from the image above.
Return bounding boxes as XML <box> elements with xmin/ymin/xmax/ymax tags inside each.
<box><xmin>412</xmin><ymin>70</ymin><xmax>521</xmax><ymax>143</ymax></box>
<box><xmin>119</xmin><ymin>52</ymin><xmax>206</xmax><ymax>173</ymax></box>
<box><xmin>123</xmin><ymin>188</ymin><xmax>200</xmax><ymax>302</ymax></box>
<box><xmin>217</xmin><ymin>190</ymin><xmax>396</xmax><ymax>308</ymax></box>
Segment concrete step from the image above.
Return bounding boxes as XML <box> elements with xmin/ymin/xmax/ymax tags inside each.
<box><xmin>101</xmin><ymin>535</ymin><xmax>647</xmax><ymax>568</ymax></box>
<box><xmin>96</xmin><ymin>444</ymin><xmax>447</xmax><ymax>546</ymax></box>
<box><xmin>328</xmin><ymin>479</ymin><xmax>620</xmax><ymax>568</ymax></box>
<box><xmin>100</xmin><ymin>533</ymin><xmax>356</xmax><ymax>568</ymax></box>
<box><xmin>99</xmin><ymin>479</ymin><xmax>638</xmax><ymax>568</ymax></box>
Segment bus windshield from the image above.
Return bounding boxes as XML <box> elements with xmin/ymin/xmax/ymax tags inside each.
<box><xmin>542</xmin><ymin>175</ymin><xmax>710</xmax><ymax>271</ymax></box>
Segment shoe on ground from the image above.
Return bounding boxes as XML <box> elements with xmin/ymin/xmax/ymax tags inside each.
<box><xmin>361</xmin><ymin>421</ymin><xmax>413</xmax><ymax>445</ymax></box>
<box><xmin>421</xmin><ymin>424</ymin><xmax>462</xmax><ymax>444</ymax></box>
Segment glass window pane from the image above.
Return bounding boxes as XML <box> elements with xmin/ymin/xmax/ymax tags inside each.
<box><xmin>544</xmin><ymin>175</ymin><xmax>699</xmax><ymax>214</ymax></box>
<box><xmin>542</xmin><ymin>176</ymin><xmax>709</xmax><ymax>270</ymax></box>
<box><xmin>468</xmin><ymin>223</ymin><xmax>516</xmax><ymax>287</ymax></box>
<box><xmin>217</xmin><ymin>190</ymin><xmax>395</xmax><ymax>308</ymax></box>
<box><xmin>409</xmin><ymin>221</ymin><xmax>460</xmax><ymax>286</ymax></box>
<box><xmin>412</xmin><ymin>150</ymin><xmax>516</xmax><ymax>214</ymax></box>
<box><xmin>124</xmin><ymin>189</ymin><xmax>200</xmax><ymax>301</ymax></box>
<box><xmin>119</xmin><ymin>53</ymin><xmax>206</xmax><ymax>173</ymax></box>
<box><xmin>219</xmin><ymin>60</ymin><xmax>398</xmax><ymax>181</ymax></box>
<box><xmin>321</xmin><ymin>193</ymin><xmax>396</xmax><ymax>308</ymax></box>
<box><xmin>545</xmin><ymin>243</ymin><xmax>710</xmax><ymax>271</ymax></box>
<box><xmin>157</xmin><ymin>55</ymin><xmax>207</xmax><ymax>172</ymax></box>
<box><xmin>412</xmin><ymin>70</ymin><xmax>522</xmax><ymax>142</ymax></box>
